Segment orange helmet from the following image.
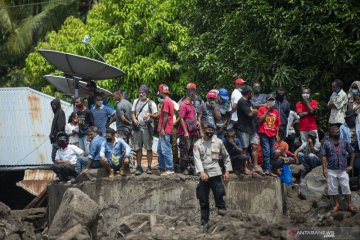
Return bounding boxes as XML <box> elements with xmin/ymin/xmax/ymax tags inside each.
<box><xmin>186</xmin><ymin>82</ymin><xmax>197</xmax><ymax>90</ymax></box>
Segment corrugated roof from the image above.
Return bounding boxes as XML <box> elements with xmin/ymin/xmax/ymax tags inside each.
<box><xmin>0</xmin><ymin>87</ymin><xmax>73</xmax><ymax>167</ymax></box>
<box><xmin>16</xmin><ymin>169</ymin><xmax>56</xmax><ymax>196</ymax></box>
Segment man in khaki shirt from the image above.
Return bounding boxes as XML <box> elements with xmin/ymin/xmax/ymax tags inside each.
<box><xmin>193</xmin><ymin>119</ymin><xmax>232</xmax><ymax>225</ymax></box>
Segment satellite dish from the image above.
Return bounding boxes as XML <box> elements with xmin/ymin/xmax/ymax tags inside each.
<box><xmin>44</xmin><ymin>75</ymin><xmax>112</xmax><ymax>98</ymax></box>
<box><xmin>38</xmin><ymin>49</ymin><xmax>125</xmax><ymax>80</ymax></box>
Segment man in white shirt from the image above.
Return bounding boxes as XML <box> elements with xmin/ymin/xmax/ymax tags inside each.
<box><xmin>51</xmin><ymin>132</ymin><xmax>85</xmax><ymax>182</ymax></box>
<box><xmin>229</xmin><ymin>78</ymin><xmax>247</xmax><ymax>129</ymax></box>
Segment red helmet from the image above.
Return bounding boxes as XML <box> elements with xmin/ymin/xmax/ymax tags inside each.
<box><xmin>186</xmin><ymin>82</ymin><xmax>197</xmax><ymax>90</ymax></box>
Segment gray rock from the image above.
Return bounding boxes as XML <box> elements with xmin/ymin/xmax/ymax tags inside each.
<box><xmin>48</xmin><ymin>188</ymin><xmax>100</xmax><ymax>239</ymax></box>
<box><xmin>0</xmin><ymin>202</ymin><xmax>11</xmax><ymax>217</ymax></box>
<box><xmin>76</xmin><ymin>168</ymin><xmax>108</xmax><ymax>183</ymax></box>
<box><xmin>57</xmin><ymin>224</ymin><xmax>91</xmax><ymax>240</ymax></box>
<box><xmin>300</xmin><ymin>166</ymin><xmax>327</xmax><ymax>200</ymax></box>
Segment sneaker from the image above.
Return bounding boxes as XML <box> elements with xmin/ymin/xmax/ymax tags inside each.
<box><xmin>146</xmin><ymin>166</ymin><xmax>152</xmax><ymax>174</ymax></box>
<box><xmin>161</xmin><ymin>170</ymin><xmax>174</xmax><ymax>176</ymax></box>
<box><xmin>109</xmin><ymin>170</ymin><xmax>115</xmax><ymax>178</ymax></box>
<box><xmin>118</xmin><ymin>168</ymin><xmax>125</xmax><ymax>176</ymax></box>
<box><xmin>135</xmin><ymin>166</ymin><xmax>143</xmax><ymax>175</ymax></box>
<box><xmin>182</xmin><ymin>168</ymin><xmax>190</xmax><ymax>175</ymax></box>
<box><xmin>218</xmin><ymin>209</ymin><xmax>227</xmax><ymax>216</ymax></box>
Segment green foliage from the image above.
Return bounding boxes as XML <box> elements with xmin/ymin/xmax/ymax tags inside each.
<box><xmin>184</xmin><ymin>0</ymin><xmax>360</xmax><ymax>132</ymax></box>
<box><xmin>24</xmin><ymin>0</ymin><xmax>192</xmax><ymax>99</ymax></box>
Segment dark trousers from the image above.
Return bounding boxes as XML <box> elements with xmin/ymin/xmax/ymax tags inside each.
<box><xmin>179</xmin><ymin>135</ymin><xmax>198</xmax><ymax>170</ymax></box>
<box><xmin>51</xmin><ymin>143</ymin><xmax>59</xmax><ymax>162</ymax></box>
<box><xmin>51</xmin><ymin>163</ymin><xmax>78</xmax><ymax>182</ymax></box>
<box><xmin>196</xmin><ymin>175</ymin><xmax>226</xmax><ymax>225</ymax></box>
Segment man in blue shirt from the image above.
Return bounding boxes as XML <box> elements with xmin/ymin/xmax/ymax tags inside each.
<box><xmin>100</xmin><ymin>128</ymin><xmax>131</xmax><ymax>177</ymax></box>
<box><xmin>91</xmin><ymin>95</ymin><xmax>115</xmax><ymax>136</ymax></box>
<box><xmin>320</xmin><ymin>125</ymin><xmax>357</xmax><ymax>213</ymax></box>
<box><xmin>222</xmin><ymin>129</ymin><xmax>248</xmax><ymax>175</ymax></box>
<box><xmin>77</xmin><ymin>126</ymin><xmax>105</xmax><ymax>175</ymax></box>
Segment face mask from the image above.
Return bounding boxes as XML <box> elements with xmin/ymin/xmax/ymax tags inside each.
<box><xmin>205</xmin><ymin>131</ymin><xmax>214</xmax><ymax>138</ymax></box>
<box><xmin>73</xmin><ymin>119</ymin><xmax>79</xmax><ymax>124</ymax></box>
<box><xmin>334</xmin><ymin>88</ymin><xmax>341</xmax><ymax>94</ymax></box>
<box><xmin>253</xmin><ymin>88</ymin><xmax>261</xmax><ymax>94</ymax></box>
<box><xmin>157</xmin><ymin>97</ymin><xmax>164</xmax><ymax>103</ymax></box>
<box><xmin>75</xmin><ymin>103</ymin><xmax>83</xmax><ymax>109</ymax></box>
<box><xmin>58</xmin><ymin>141</ymin><xmax>68</xmax><ymax>149</ymax></box>
<box><xmin>352</xmin><ymin>90</ymin><xmax>358</xmax><ymax>95</ymax></box>
<box><xmin>139</xmin><ymin>95</ymin><xmax>146</xmax><ymax>101</ymax></box>
<box><xmin>276</xmin><ymin>95</ymin><xmax>284</xmax><ymax>101</ymax></box>
<box><xmin>267</xmin><ymin>100</ymin><xmax>275</xmax><ymax>107</ymax></box>
<box><xmin>302</xmin><ymin>93</ymin><xmax>310</xmax><ymax>99</ymax></box>
<box><xmin>237</xmin><ymin>87</ymin><xmax>243</xmax><ymax>92</ymax></box>
<box><xmin>106</xmin><ymin>137</ymin><xmax>112</xmax><ymax>143</ymax></box>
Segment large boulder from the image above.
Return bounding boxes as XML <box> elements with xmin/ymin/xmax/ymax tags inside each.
<box><xmin>300</xmin><ymin>166</ymin><xmax>327</xmax><ymax>200</ymax></box>
<box><xmin>48</xmin><ymin>188</ymin><xmax>100</xmax><ymax>239</ymax></box>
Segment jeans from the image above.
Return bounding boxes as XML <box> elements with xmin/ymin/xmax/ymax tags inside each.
<box><xmin>196</xmin><ymin>176</ymin><xmax>226</xmax><ymax>225</ymax></box>
<box><xmin>76</xmin><ymin>156</ymin><xmax>102</xmax><ymax>173</ymax></box>
<box><xmin>79</xmin><ymin>136</ymin><xmax>89</xmax><ymax>153</ymax></box>
<box><xmin>157</xmin><ymin>134</ymin><xmax>174</xmax><ymax>171</ymax></box>
<box><xmin>259</xmin><ymin>133</ymin><xmax>276</xmax><ymax>173</ymax></box>
<box><xmin>298</xmin><ymin>152</ymin><xmax>320</xmax><ymax>172</ymax></box>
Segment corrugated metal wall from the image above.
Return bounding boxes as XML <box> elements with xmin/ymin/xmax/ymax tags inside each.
<box><xmin>0</xmin><ymin>88</ymin><xmax>73</xmax><ymax>166</ymax></box>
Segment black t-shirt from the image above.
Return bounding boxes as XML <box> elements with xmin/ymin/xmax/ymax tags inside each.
<box><xmin>236</xmin><ymin>98</ymin><xmax>256</xmax><ymax>133</ymax></box>
<box><xmin>77</xmin><ymin>108</ymin><xmax>94</xmax><ymax>137</ymax></box>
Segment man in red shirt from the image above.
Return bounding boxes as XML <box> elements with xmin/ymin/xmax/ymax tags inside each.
<box><xmin>258</xmin><ymin>94</ymin><xmax>281</xmax><ymax>176</ymax></box>
<box><xmin>178</xmin><ymin>83</ymin><xmax>200</xmax><ymax>175</ymax></box>
<box><xmin>157</xmin><ymin>84</ymin><xmax>175</xmax><ymax>175</ymax></box>
<box><xmin>296</xmin><ymin>86</ymin><xmax>319</xmax><ymax>145</ymax></box>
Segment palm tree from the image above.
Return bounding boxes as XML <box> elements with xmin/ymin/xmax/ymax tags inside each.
<box><xmin>0</xmin><ymin>0</ymin><xmax>79</xmax><ymax>56</ymax></box>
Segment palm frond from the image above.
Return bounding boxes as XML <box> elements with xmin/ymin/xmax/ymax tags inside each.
<box><xmin>6</xmin><ymin>0</ymin><xmax>78</xmax><ymax>55</ymax></box>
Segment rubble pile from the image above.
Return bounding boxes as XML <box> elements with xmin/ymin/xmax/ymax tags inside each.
<box><xmin>0</xmin><ymin>202</ymin><xmax>46</xmax><ymax>240</ymax></box>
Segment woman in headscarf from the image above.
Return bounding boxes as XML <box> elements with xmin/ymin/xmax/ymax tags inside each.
<box><xmin>347</xmin><ymin>81</ymin><xmax>360</xmax><ymax>111</ymax></box>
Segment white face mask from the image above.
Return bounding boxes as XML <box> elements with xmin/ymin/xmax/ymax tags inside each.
<box><xmin>267</xmin><ymin>100</ymin><xmax>276</xmax><ymax>107</ymax></box>
<box><xmin>302</xmin><ymin>93</ymin><xmax>310</xmax><ymax>99</ymax></box>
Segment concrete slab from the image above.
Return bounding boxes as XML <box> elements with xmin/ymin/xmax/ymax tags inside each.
<box><xmin>48</xmin><ymin>173</ymin><xmax>284</xmax><ymax>231</ymax></box>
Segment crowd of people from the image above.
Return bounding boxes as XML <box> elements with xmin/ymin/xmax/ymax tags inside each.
<box><xmin>49</xmin><ymin>78</ymin><xmax>359</xmax><ymax>225</ymax></box>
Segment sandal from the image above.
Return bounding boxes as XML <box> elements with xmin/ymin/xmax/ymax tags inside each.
<box><xmin>331</xmin><ymin>204</ymin><xmax>340</xmax><ymax>213</ymax></box>
<box><xmin>252</xmin><ymin>166</ymin><xmax>264</xmax><ymax>174</ymax></box>
<box><xmin>348</xmin><ymin>205</ymin><xmax>358</xmax><ymax>213</ymax></box>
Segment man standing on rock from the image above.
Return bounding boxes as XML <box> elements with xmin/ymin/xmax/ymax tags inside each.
<box><xmin>320</xmin><ymin>125</ymin><xmax>357</xmax><ymax>213</ymax></box>
<box><xmin>131</xmin><ymin>85</ymin><xmax>158</xmax><ymax>175</ymax></box>
<box><xmin>157</xmin><ymin>84</ymin><xmax>175</xmax><ymax>175</ymax></box>
<box><xmin>193</xmin><ymin>119</ymin><xmax>232</xmax><ymax>226</ymax></box>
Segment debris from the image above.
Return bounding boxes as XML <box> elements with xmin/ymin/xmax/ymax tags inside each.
<box><xmin>48</xmin><ymin>188</ymin><xmax>100</xmax><ymax>239</ymax></box>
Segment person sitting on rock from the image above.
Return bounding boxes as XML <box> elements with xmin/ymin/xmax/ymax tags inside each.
<box><xmin>77</xmin><ymin>126</ymin><xmax>106</xmax><ymax>175</ymax></box>
<box><xmin>320</xmin><ymin>125</ymin><xmax>357</xmax><ymax>213</ymax></box>
<box><xmin>294</xmin><ymin>130</ymin><xmax>321</xmax><ymax>175</ymax></box>
<box><xmin>193</xmin><ymin>119</ymin><xmax>232</xmax><ymax>226</ymax></box>
<box><xmin>51</xmin><ymin>132</ymin><xmax>84</xmax><ymax>182</ymax></box>
<box><xmin>222</xmin><ymin>129</ymin><xmax>248</xmax><ymax>175</ymax></box>
<box><xmin>100</xmin><ymin>128</ymin><xmax>131</xmax><ymax>177</ymax></box>
<box><xmin>273</xmin><ymin>129</ymin><xmax>295</xmax><ymax>175</ymax></box>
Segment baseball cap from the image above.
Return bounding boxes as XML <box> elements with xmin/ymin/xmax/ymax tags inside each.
<box><xmin>158</xmin><ymin>84</ymin><xmax>170</xmax><ymax>93</ymax></box>
<box><xmin>186</xmin><ymin>82</ymin><xmax>197</xmax><ymax>90</ymax></box>
<box><xmin>207</xmin><ymin>91</ymin><xmax>217</xmax><ymax>99</ymax></box>
<box><xmin>235</xmin><ymin>78</ymin><xmax>246</xmax><ymax>85</ymax></box>
<box><xmin>218</xmin><ymin>88</ymin><xmax>229</xmax><ymax>100</ymax></box>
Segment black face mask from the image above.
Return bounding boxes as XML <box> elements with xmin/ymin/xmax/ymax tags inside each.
<box><xmin>205</xmin><ymin>131</ymin><xmax>214</xmax><ymax>138</ymax></box>
<box><xmin>331</xmin><ymin>134</ymin><xmax>340</xmax><ymax>140</ymax></box>
<box><xmin>106</xmin><ymin>137</ymin><xmax>112</xmax><ymax>143</ymax></box>
<box><xmin>276</xmin><ymin>95</ymin><xmax>284</xmax><ymax>101</ymax></box>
